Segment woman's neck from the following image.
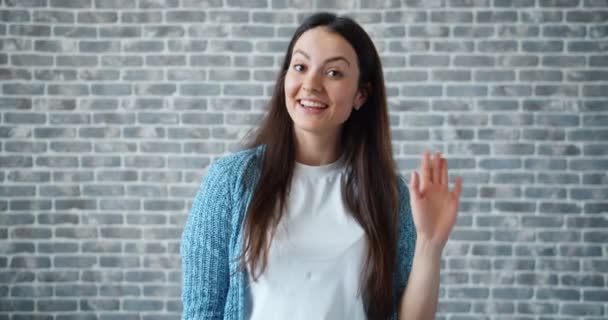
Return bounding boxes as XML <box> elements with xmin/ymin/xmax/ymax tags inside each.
<box><xmin>293</xmin><ymin>130</ymin><xmax>342</xmax><ymax>166</ymax></box>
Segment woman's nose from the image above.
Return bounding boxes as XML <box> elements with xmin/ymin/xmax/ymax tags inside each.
<box><xmin>302</xmin><ymin>73</ymin><xmax>322</xmax><ymax>93</ymax></box>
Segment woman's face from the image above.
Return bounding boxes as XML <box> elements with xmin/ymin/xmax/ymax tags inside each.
<box><xmin>284</xmin><ymin>27</ymin><xmax>366</xmax><ymax>140</ymax></box>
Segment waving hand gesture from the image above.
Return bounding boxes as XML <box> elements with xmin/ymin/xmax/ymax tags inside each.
<box><xmin>408</xmin><ymin>151</ymin><xmax>462</xmax><ymax>248</ymax></box>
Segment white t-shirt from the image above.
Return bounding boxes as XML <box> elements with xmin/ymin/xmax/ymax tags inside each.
<box><xmin>248</xmin><ymin>156</ymin><xmax>368</xmax><ymax>320</ymax></box>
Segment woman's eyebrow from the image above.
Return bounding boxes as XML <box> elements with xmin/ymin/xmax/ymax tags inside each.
<box><xmin>293</xmin><ymin>49</ymin><xmax>351</xmax><ymax>67</ymax></box>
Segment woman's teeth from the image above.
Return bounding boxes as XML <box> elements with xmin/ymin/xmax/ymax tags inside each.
<box><xmin>299</xmin><ymin>99</ymin><xmax>328</xmax><ymax>108</ymax></box>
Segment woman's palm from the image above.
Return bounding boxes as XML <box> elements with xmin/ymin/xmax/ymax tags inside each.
<box><xmin>408</xmin><ymin>152</ymin><xmax>462</xmax><ymax>247</ymax></box>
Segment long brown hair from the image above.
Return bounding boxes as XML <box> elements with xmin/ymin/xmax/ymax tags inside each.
<box><xmin>242</xmin><ymin>12</ymin><xmax>399</xmax><ymax>319</ymax></box>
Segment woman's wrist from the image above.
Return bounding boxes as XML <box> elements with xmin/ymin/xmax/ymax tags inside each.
<box><xmin>414</xmin><ymin>237</ymin><xmax>444</xmax><ymax>261</ymax></box>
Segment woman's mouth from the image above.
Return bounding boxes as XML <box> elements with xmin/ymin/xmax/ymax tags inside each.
<box><xmin>297</xmin><ymin>99</ymin><xmax>329</xmax><ymax>114</ymax></box>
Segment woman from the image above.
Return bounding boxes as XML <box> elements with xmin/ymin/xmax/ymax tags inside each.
<box><xmin>181</xmin><ymin>12</ymin><xmax>462</xmax><ymax>320</ymax></box>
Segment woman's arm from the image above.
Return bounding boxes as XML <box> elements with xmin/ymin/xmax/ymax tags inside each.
<box><xmin>181</xmin><ymin>161</ymin><xmax>233</xmax><ymax>320</ymax></box>
<box><xmin>398</xmin><ymin>240</ymin><xmax>442</xmax><ymax>320</ymax></box>
<box><xmin>399</xmin><ymin>151</ymin><xmax>462</xmax><ymax>320</ymax></box>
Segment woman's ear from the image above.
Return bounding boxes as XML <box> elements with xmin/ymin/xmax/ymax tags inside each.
<box><xmin>354</xmin><ymin>83</ymin><xmax>370</xmax><ymax>110</ymax></box>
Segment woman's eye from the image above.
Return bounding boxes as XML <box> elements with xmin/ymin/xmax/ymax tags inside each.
<box><xmin>293</xmin><ymin>64</ymin><xmax>305</xmax><ymax>72</ymax></box>
<box><xmin>327</xmin><ymin>70</ymin><xmax>342</xmax><ymax>77</ymax></box>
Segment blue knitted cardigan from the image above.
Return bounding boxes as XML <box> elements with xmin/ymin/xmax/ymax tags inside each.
<box><xmin>180</xmin><ymin>145</ymin><xmax>417</xmax><ymax>320</ymax></box>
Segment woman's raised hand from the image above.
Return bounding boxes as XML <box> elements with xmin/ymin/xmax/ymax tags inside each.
<box><xmin>408</xmin><ymin>151</ymin><xmax>462</xmax><ymax>249</ymax></box>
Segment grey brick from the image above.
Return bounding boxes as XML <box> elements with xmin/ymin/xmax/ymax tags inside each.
<box><xmin>94</xmin><ymin>0</ymin><xmax>135</xmax><ymax>8</ymax></box>
<box><xmin>538</xmin><ymin>288</ymin><xmax>581</xmax><ymax>301</ymax></box>
<box><xmin>37</xmin><ymin>299</ymin><xmax>78</xmax><ymax>312</ymax></box>
<box><xmin>82</xmin><ymin>185</ymin><xmax>124</xmax><ymax>197</ymax></box>
<box><xmin>475</xmin><ymin>70</ymin><xmax>515</xmax><ymax>82</ymax></box>
<box><xmin>101</xmin><ymin>55</ymin><xmax>143</xmax><ymax>67</ymax></box>
<box><xmin>123</xmin><ymin>40</ymin><xmax>164</xmax><ymax>52</ymax></box>
<box><xmin>434</xmin><ymin>41</ymin><xmax>475</xmax><ymax>52</ymax></box>
<box><xmin>33</xmin><ymin>69</ymin><xmax>76</xmax><ymax>81</ymax></box>
<box><xmin>123</xmin><ymin>299</ymin><xmax>163</xmax><ymax>311</ymax></box>
<box><xmin>39</xmin><ymin>213</ymin><xmax>80</xmax><ymax>226</ymax></box>
<box><xmin>478</xmin><ymin>40</ymin><xmax>517</xmax><ymax>52</ymax></box>
<box><xmin>449</xmin><ymin>287</ymin><xmax>490</xmax><ymax>299</ymax></box>
<box><xmin>80</xmin><ymin>299</ymin><xmax>120</xmax><ymax>311</ymax></box>
<box><xmin>582</xmin><ymin>174</ymin><xmax>608</xmax><ymax>186</ymax></box>
<box><xmin>9</xmin><ymin>24</ymin><xmax>50</xmax><ymax>37</ymax></box>
<box><xmin>567</xmin><ymin>10</ymin><xmax>608</xmax><ymax>22</ymax></box>
<box><xmin>568</xmin><ymin>70</ymin><xmax>608</xmax><ymax>82</ymax></box>
<box><xmin>139</xmin><ymin>0</ymin><xmax>179</xmax><ymax>8</ymax></box>
<box><xmin>497</xmin><ymin>25</ymin><xmax>540</xmax><ymax>37</ymax></box>
<box><xmin>543</xmin><ymin>25</ymin><xmax>586</xmax><ymax>38</ymax></box>
<box><xmin>79</xmin><ymin>41</ymin><xmax>120</xmax><ymax>53</ymax></box>
<box><xmin>97</xmin><ymin>170</ymin><xmax>138</xmax><ymax>181</ymax></box>
<box><xmin>540</xmin><ymin>0</ymin><xmax>580</xmax><ymax>6</ymax></box>
<box><xmin>560</xmin><ymin>244</ymin><xmax>603</xmax><ymax>257</ymax></box>
<box><xmin>121</xmin><ymin>11</ymin><xmax>162</xmax><ymax>23</ymax></box>
<box><xmin>400</xmin><ymin>85</ymin><xmax>442</xmax><ymax>97</ymax></box>
<box><xmin>146</xmin><ymin>55</ymin><xmax>186</xmax><ymax>66</ymax></box>
<box><xmin>54</xmin><ymin>26</ymin><xmax>97</xmax><ymax>38</ymax></box>
<box><xmin>99</xmin><ymin>285</ymin><xmax>140</xmax><ymax>297</ymax></box>
<box><xmin>583</xmin><ymin>231</ymin><xmax>608</xmax><ymax>243</ymax></box>
<box><xmin>55</xmin><ymin>199</ymin><xmax>97</xmax><ymax>210</ymax></box>
<box><xmin>521</xmin><ymin>10</ymin><xmax>563</xmax><ymax>23</ymax></box>
<box><xmin>0</xmin><ymin>68</ymin><xmax>30</xmax><ymax>80</ymax></box>
<box><xmin>81</xmin><ymin>156</ymin><xmax>121</xmax><ymax>168</ymax></box>
<box><xmin>0</xmin><ymin>299</ymin><xmax>35</xmax><ymax>311</ymax></box>
<box><xmin>11</xmin><ymin>285</ymin><xmax>53</xmax><ymax>298</ymax></box>
<box><xmin>100</xmin><ymin>256</ymin><xmax>140</xmax><ymax>268</ymax></box>
<box><xmin>569</xmin><ymin>40</ymin><xmax>608</xmax><ymax>52</ymax></box>
<box><xmin>562</xmin><ymin>303</ymin><xmax>604</xmax><ymax>316</ymax></box>
<box><xmin>1</xmin><ymin>242</ymin><xmax>35</xmax><ymax>254</ymax></box>
<box><xmin>100</xmin><ymin>26</ymin><xmax>141</xmax><ymax>38</ymax></box>
<box><xmin>520</xmin><ymin>70</ymin><xmax>563</xmax><ymax>82</ymax></box>
<box><xmin>35</xmin><ymin>39</ymin><xmax>76</xmax><ymax>52</ymax></box>
<box><xmin>522</xmin><ymin>129</ymin><xmax>568</xmax><ymax>141</ymax></box>
<box><xmin>99</xmin><ymin>199</ymin><xmax>140</xmax><ymax>211</ymax></box>
<box><xmin>38</xmin><ymin>185</ymin><xmax>80</xmax><ymax>197</ymax></box>
<box><xmin>50</xmin><ymin>141</ymin><xmax>92</xmax><ymax>153</ymax></box>
<box><xmin>55</xmin><ymin>285</ymin><xmax>97</xmax><ymax>297</ymax></box>
<box><xmin>476</xmin><ymin>10</ymin><xmax>518</xmax><ymax>23</ymax></box>
<box><xmin>135</xmin><ymin>83</ymin><xmax>176</xmax><ymax>96</ymax></box>
<box><xmin>33</xmin><ymin>10</ymin><xmax>74</xmax><ymax>23</ymax></box>
<box><xmin>569</xmin><ymin>129</ymin><xmax>608</xmax><ymax>141</ymax></box>
<box><xmin>525</xmin><ymin>186</ymin><xmax>568</xmax><ymax>199</ymax></box>
<box><xmin>494</xmin><ymin>258</ymin><xmax>535</xmax><ymax>272</ymax></box>
<box><xmin>78</xmin><ymin>11</ymin><xmax>118</xmax><ymax>23</ymax></box>
<box><xmin>562</xmin><ymin>274</ymin><xmax>604</xmax><ymax>287</ymax></box>
<box><xmin>491</xmin><ymin>85</ymin><xmax>533</xmax><ymax>97</ymax></box>
<box><xmin>142</xmin><ymin>25</ymin><xmax>184</xmax><ymax>37</ymax></box>
<box><xmin>521</xmin><ymin>40</ymin><xmax>564</xmax><ymax>53</ymax></box>
<box><xmin>7</xmin><ymin>171</ymin><xmax>50</xmax><ymax>182</ymax></box>
<box><xmin>589</xmin><ymin>25</ymin><xmax>608</xmax><ymax>39</ymax></box>
<box><xmin>542</xmin><ymin>55</ymin><xmax>585</xmax><ymax>67</ymax></box>
<box><xmin>165</xmin><ymin>10</ymin><xmax>206</xmax><ymax>22</ymax></box>
<box><xmin>452</xmin><ymin>55</ymin><xmax>493</xmax><ymax>68</ymax></box>
<box><xmin>124</xmin><ymin>71</ymin><xmax>164</xmax><ymax>82</ymax></box>
<box><xmin>57</xmin><ymin>55</ymin><xmax>99</xmax><ymax>67</ymax></box>
<box><xmin>518</xmin><ymin>302</ymin><xmax>558</xmax><ymax>314</ymax></box>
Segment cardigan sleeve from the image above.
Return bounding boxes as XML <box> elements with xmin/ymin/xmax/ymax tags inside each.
<box><xmin>392</xmin><ymin>174</ymin><xmax>417</xmax><ymax>319</ymax></box>
<box><xmin>181</xmin><ymin>160</ymin><xmax>233</xmax><ymax>320</ymax></box>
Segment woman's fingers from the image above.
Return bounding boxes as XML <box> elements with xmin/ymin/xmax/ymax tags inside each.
<box><xmin>432</xmin><ymin>152</ymin><xmax>441</xmax><ymax>185</ymax></box>
<box><xmin>409</xmin><ymin>171</ymin><xmax>421</xmax><ymax>200</ymax></box>
<box><xmin>452</xmin><ymin>176</ymin><xmax>463</xmax><ymax>200</ymax></box>
<box><xmin>421</xmin><ymin>151</ymin><xmax>432</xmax><ymax>190</ymax></box>
<box><xmin>440</xmin><ymin>157</ymin><xmax>448</xmax><ymax>186</ymax></box>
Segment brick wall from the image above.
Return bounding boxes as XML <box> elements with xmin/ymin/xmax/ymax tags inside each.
<box><xmin>1</xmin><ymin>0</ymin><xmax>607</xmax><ymax>319</ymax></box>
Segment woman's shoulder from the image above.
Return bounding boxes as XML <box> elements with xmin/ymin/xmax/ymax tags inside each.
<box><xmin>209</xmin><ymin>145</ymin><xmax>265</xmax><ymax>176</ymax></box>
<box><xmin>396</xmin><ymin>173</ymin><xmax>411</xmax><ymax>204</ymax></box>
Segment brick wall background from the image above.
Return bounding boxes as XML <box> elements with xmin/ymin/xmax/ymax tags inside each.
<box><xmin>1</xmin><ymin>0</ymin><xmax>607</xmax><ymax>319</ymax></box>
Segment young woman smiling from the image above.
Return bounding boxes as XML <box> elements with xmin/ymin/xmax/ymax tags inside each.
<box><xmin>181</xmin><ymin>12</ymin><xmax>462</xmax><ymax>320</ymax></box>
